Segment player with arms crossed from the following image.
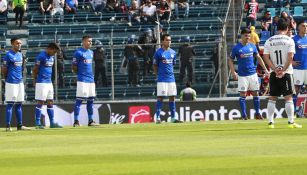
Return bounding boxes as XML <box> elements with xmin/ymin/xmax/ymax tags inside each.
<box><xmin>263</xmin><ymin>19</ymin><xmax>302</xmax><ymax>129</ymax></box>
<box><xmin>292</xmin><ymin>20</ymin><xmax>307</xmax><ymax>117</ymax></box>
<box><xmin>2</xmin><ymin>37</ymin><xmax>31</xmax><ymax>131</ymax></box>
<box><xmin>153</xmin><ymin>33</ymin><xmax>182</xmax><ymax>123</ymax></box>
<box><xmin>72</xmin><ymin>35</ymin><xmax>99</xmax><ymax>127</ymax></box>
<box><xmin>32</xmin><ymin>43</ymin><xmax>63</xmax><ymax>129</ymax></box>
<box><xmin>228</xmin><ymin>28</ymin><xmax>269</xmax><ymax>120</ymax></box>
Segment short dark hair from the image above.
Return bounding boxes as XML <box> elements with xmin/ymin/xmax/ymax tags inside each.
<box><xmin>47</xmin><ymin>43</ymin><xmax>60</xmax><ymax>50</ymax></box>
<box><xmin>11</xmin><ymin>37</ymin><xmax>20</xmax><ymax>43</ymax></box>
<box><xmin>241</xmin><ymin>28</ymin><xmax>251</xmax><ymax>35</ymax></box>
<box><xmin>82</xmin><ymin>35</ymin><xmax>92</xmax><ymax>41</ymax></box>
<box><xmin>297</xmin><ymin>20</ymin><xmax>307</xmax><ymax>27</ymax></box>
<box><xmin>186</xmin><ymin>81</ymin><xmax>191</xmax><ymax>87</ymax></box>
<box><xmin>277</xmin><ymin>18</ymin><xmax>289</xmax><ymax>31</ymax></box>
<box><xmin>161</xmin><ymin>33</ymin><xmax>171</xmax><ymax>41</ymax></box>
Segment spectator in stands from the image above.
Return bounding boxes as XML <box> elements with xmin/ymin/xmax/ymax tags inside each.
<box><xmin>127</xmin><ymin>0</ymin><xmax>141</xmax><ymax>26</ymax></box>
<box><xmin>244</xmin><ymin>0</ymin><xmax>258</xmax><ymax>28</ymax></box>
<box><xmin>52</xmin><ymin>40</ymin><xmax>66</xmax><ymax>88</ymax></box>
<box><xmin>138</xmin><ymin>28</ymin><xmax>157</xmax><ymax>76</ymax></box>
<box><xmin>105</xmin><ymin>0</ymin><xmax>117</xmax><ymax>12</ymax></box>
<box><xmin>249</xmin><ymin>26</ymin><xmax>260</xmax><ymax>52</ymax></box>
<box><xmin>39</xmin><ymin>0</ymin><xmax>53</xmax><ymax>16</ymax></box>
<box><xmin>260</xmin><ymin>11</ymin><xmax>272</xmax><ymax>31</ymax></box>
<box><xmin>0</xmin><ymin>0</ymin><xmax>7</xmax><ymax>24</ymax></box>
<box><xmin>93</xmin><ymin>40</ymin><xmax>108</xmax><ymax>87</ymax></box>
<box><xmin>271</xmin><ymin>15</ymin><xmax>279</xmax><ymax>36</ymax></box>
<box><xmin>12</xmin><ymin>0</ymin><xmax>26</xmax><ymax>28</ymax></box>
<box><xmin>180</xmin><ymin>81</ymin><xmax>196</xmax><ymax>101</ymax></box>
<box><xmin>174</xmin><ymin>0</ymin><xmax>189</xmax><ymax>19</ymax></box>
<box><xmin>280</xmin><ymin>11</ymin><xmax>296</xmax><ymax>34</ymax></box>
<box><xmin>51</xmin><ymin>0</ymin><xmax>65</xmax><ymax>23</ymax></box>
<box><xmin>90</xmin><ymin>0</ymin><xmax>106</xmax><ymax>15</ymax></box>
<box><xmin>156</xmin><ymin>0</ymin><xmax>171</xmax><ymax>23</ymax></box>
<box><xmin>178</xmin><ymin>36</ymin><xmax>196</xmax><ymax>84</ymax></box>
<box><xmin>141</xmin><ymin>0</ymin><xmax>157</xmax><ymax>24</ymax></box>
<box><xmin>124</xmin><ymin>35</ymin><xmax>144</xmax><ymax>87</ymax></box>
<box><xmin>65</xmin><ymin>0</ymin><xmax>78</xmax><ymax>14</ymax></box>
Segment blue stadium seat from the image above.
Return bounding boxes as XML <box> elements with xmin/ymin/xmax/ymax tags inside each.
<box><xmin>301</xmin><ymin>0</ymin><xmax>307</xmax><ymax>3</ymax></box>
<box><xmin>293</xmin><ymin>6</ymin><xmax>304</xmax><ymax>17</ymax></box>
<box><xmin>267</xmin><ymin>8</ymin><xmax>276</xmax><ymax>17</ymax></box>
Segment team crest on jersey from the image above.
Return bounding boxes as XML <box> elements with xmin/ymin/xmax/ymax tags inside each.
<box><xmin>170</xmin><ymin>54</ymin><xmax>174</xmax><ymax>58</ymax></box>
<box><xmin>241</xmin><ymin>87</ymin><xmax>245</xmax><ymax>91</ymax></box>
<box><xmin>249</xmin><ymin>48</ymin><xmax>253</xmax><ymax>51</ymax></box>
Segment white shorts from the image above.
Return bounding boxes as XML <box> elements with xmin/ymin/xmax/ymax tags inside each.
<box><xmin>5</xmin><ymin>82</ymin><xmax>24</xmax><ymax>102</ymax></box>
<box><xmin>293</xmin><ymin>69</ymin><xmax>307</xmax><ymax>85</ymax></box>
<box><xmin>238</xmin><ymin>73</ymin><xmax>259</xmax><ymax>92</ymax></box>
<box><xmin>35</xmin><ymin>83</ymin><xmax>54</xmax><ymax>101</ymax></box>
<box><xmin>76</xmin><ymin>81</ymin><xmax>96</xmax><ymax>98</ymax></box>
<box><xmin>157</xmin><ymin>82</ymin><xmax>177</xmax><ymax>97</ymax></box>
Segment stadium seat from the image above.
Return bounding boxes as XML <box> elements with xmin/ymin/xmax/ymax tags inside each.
<box><xmin>266</xmin><ymin>8</ymin><xmax>276</xmax><ymax>17</ymax></box>
<box><xmin>301</xmin><ymin>0</ymin><xmax>307</xmax><ymax>3</ymax></box>
<box><xmin>280</xmin><ymin>7</ymin><xmax>290</xmax><ymax>15</ymax></box>
<box><xmin>293</xmin><ymin>6</ymin><xmax>304</xmax><ymax>17</ymax></box>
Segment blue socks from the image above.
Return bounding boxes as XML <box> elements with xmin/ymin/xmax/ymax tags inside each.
<box><xmin>47</xmin><ymin>104</ymin><xmax>54</xmax><ymax>125</ymax></box>
<box><xmin>15</xmin><ymin>103</ymin><xmax>22</xmax><ymax>126</ymax></box>
<box><xmin>74</xmin><ymin>99</ymin><xmax>83</xmax><ymax>121</ymax></box>
<box><xmin>87</xmin><ymin>97</ymin><xmax>94</xmax><ymax>121</ymax></box>
<box><xmin>6</xmin><ymin>103</ymin><xmax>14</xmax><ymax>126</ymax></box>
<box><xmin>35</xmin><ymin>104</ymin><xmax>43</xmax><ymax>126</ymax></box>
<box><xmin>169</xmin><ymin>101</ymin><xmax>176</xmax><ymax>119</ymax></box>
<box><xmin>156</xmin><ymin>100</ymin><xmax>163</xmax><ymax>120</ymax></box>
<box><xmin>293</xmin><ymin>94</ymin><xmax>298</xmax><ymax>112</ymax></box>
<box><xmin>239</xmin><ymin>97</ymin><xmax>247</xmax><ymax>118</ymax></box>
<box><xmin>253</xmin><ymin>96</ymin><xmax>260</xmax><ymax>115</ymax></box>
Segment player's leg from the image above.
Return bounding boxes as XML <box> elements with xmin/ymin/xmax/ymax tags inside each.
<box><xmin>292</xmin><ymin>69</ymin><xmax>303</xmax><ymax>116</ymax></box>
<box><xmin>250</xmin><ymin>74</ymin><xmax>263</xmax><ymax>120</ymax></box>
<box><xmin>156</xmin><ymin>82</ymin><xmax>165</xmax><ymax>123</ymax></box>
<box><xmin>238</xmin><ymin>76</ymin><xmax>249</xmax><ymax>120</ymax></box>
<box><xmin>35</xmin><ymin>83</ymin><xmax>46</xmax><ymax>128</ymax></box>
<box><xmin>87</xmin><ymin>83</ymin><xmax>99</xmax><ymax>126</ymax></box>
<box><xmin>47</xmin><ymin>100</ymin><xmax>63</xmax><ymax>128</ymax></box>
<box><xmin>267</xmin><ymin>72</ymin><xmax>280</xmax><ymax>128</ymax></box>
<box><xmin>168</xmin><ymin>82</ymin><xmax>181</xmax><ymax>123</ymax></box>
<box><xmin>4</xmin><ymin>83</ymin><xmax>17</xmax><ymax>131</ymax></box>
<box><xmin>74</xmin><ymin>82</ymin><xmax>85</xmax><ymax>127</ymax></box>
<box><xmin>16</xmin><ymin>83</ymin><xmax>30</xmax><ymax>130</ymax></box>
<box><xmin>283</xmin><ymin>74</ymin><xmax>302</xmax><ymax>128</ymax></box>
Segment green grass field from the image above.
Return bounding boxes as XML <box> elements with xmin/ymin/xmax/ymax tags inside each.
<box><xmin>1</xmin><ymin>118</ymin><xmax>307</xmax><ymax>175</ymax></box>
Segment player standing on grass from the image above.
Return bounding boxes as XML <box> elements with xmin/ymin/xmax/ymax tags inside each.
<box><xmin>153</xmin><ymin>33</ymin><xmax>182</xmax><ymax>123</ymax></box>
<box><xmin>228</xmin><ymin>28</ymin><xmax>269</xmax><ymax>120</ymax></box>
<box><xmin>2</xmin><ymin>37</ymin><xmax>31</xmax><ymax>131</ymax></box>
<box><xmin>72</xmin><ymin>35</ymin><xmax>99</xmax><ymax>127</ymax></box>
<box><xmin>32</xmin><ymin>43</ymin><xmax>63</xmax><ymax>129</ymax></box>
<box><xmin>292</xmin><ymin>20</ymin><xmax>307</xmax><ymax>117</ymax></box>
<box><xmin>263</xmin><ymin>19</ymin><xmax>302</xmax><ymax>129</ymax></box>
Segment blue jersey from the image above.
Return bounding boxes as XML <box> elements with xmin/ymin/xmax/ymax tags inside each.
<box><xmin>35</xmin><ymin>51</ymin><xmax>54</xmax><ymax>83</ymax></box>
<box><xmin>66</xmin><ymin>0</ymin><xmax>76</xmax><ymax>8</ymax></box>
<box><xmin>153</xmin><ymin>47</ymin><xmax>176</xmax><ymax>82</ymax></box>
<box><xmin>2</xmin><ymin>50</ymin><xmax>23</xmax><ymax>84</ymax></box>
<box><xmin>72</xmin><ymin>48</ymin><xmax>94</xmax><ymax>83</ymax></box>
<box><xmin>230</xmin><ymin>42</ymin><xmax>258</xmax><ymax>76</ymax></box>
<box><xmin>293</xmin><ymin>35</ymin><xmax>307</xmax><ymax>70</ymax></box>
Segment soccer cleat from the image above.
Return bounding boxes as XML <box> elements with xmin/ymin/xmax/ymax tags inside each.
<box><xmin>5</xmin><ymin>126</ymin><xmax>12</xmax><ymax>132</ymax></box>
<box><xmin>35</xmin><ymin>125</ymin><xmax>45</xmax><ymax>129</ymax></box>
<box><xmin>255</xmin><ymin>114</ymin><xmax>264</xmax><ymax>120</ymax></box>
<box><xmin>288</xmin><ymin>123</ymin><xmax>302</xmax><ymax>128</ymax></box>
<box><xmin>88</xmin><ymin>120</ymin><xmax>99</xmax><ymax>127</ymax></box>
<box><xmin>156</xmin><ymin>119</ymin><xmax>161</xmax><ymax>124</ymax></box>
<box><xmin>242</xmin><ymin>116</ymin><xmax>248</xmax><ymax>120</ymax></box>
<box><xmin>268</xmin><ymin>122</ymin><xmax>275</xmax><ymax>129</ymax></box>
<box><xmin>50</xmin><ymin>123</ymin><xmax>63</xmax><ymax>128</ymax></box>
<box><xmin>73</xmin><ymin>120</ymin><xmax>80</xmax><ymax>127</ymax></box>
<box><xmin>17</xmin><ymin>125</ymin><xmax>32</xmax><ymax>131</ymax></box>
<box><xmin>171</xmin><ymin>118</ymin><xmax>183</xmax><ymax>123</ymax></box>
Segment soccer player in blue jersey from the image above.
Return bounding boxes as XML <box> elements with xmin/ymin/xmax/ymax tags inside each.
<box><xmin>32</xmin><ymin>43</ymin><xmax>63</xmax><ymax>129</ymax></box>
<box><xmin>1</xmin><ymin>38</ymin><xmax>31</xmax><ymax>131</ymax></box>
<box><xmin>228</xmin><ymin>28</ymin><xmax>269</xmax><ymax>120</ymax></box>
<box><xmin>292</xmin><ymin>21</ymin><xmax>307</xmax><ymax>117</ymax></box>
<box><xmin>72</xmin><ymin>35</ymin><xmax>99</xmax><ymax>127</ymax></box>
<box><xmin>153</xmin><ymin>33</ymin><xmax>182</xmax><ymax>123</ymax></box>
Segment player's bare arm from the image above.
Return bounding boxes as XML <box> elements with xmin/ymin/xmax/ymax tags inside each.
<box><xmin>1</xmin><ymin>66</ymin><xmax>7</xmax><ymax>79</ymax></box>
<box><xmin>72</xmin><ymin>65</ymin><xmax>78</xmax><ymax>73</ymax></box>
<box><xmin>228</xmin><ymin>58</ymin><xmax>237</xmax><ymax>80</ymax></box>
<box><xmin>255</xmin><ymin>54</ymin><xmax>269</xmax><ymax>75</ymax></box>
<box><xmin>282</xmin><ymin>52</ymin><xmax>294</xmax><ymax>72</ymax></box>
<box><xmin>153</xmin><ymin>64</ymin><xmax>158</xmax><ymax>76</ymax></box>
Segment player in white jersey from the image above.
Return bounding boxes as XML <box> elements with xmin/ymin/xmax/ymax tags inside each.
<box><xmin>263</xmin><ymin>19</ymin><xmax>302</xmax><ymax>129</ymax></box>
